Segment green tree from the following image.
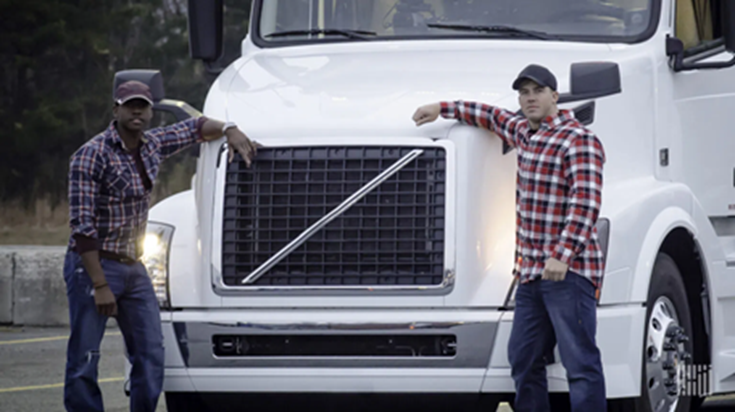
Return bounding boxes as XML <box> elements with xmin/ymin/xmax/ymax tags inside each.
<box><xmin>0</xmin><ymin>0</ymin><xmax>251</xmax><ymax>207</ymax></box>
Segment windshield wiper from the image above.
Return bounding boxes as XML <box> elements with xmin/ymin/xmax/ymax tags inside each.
<box><xmin>265</xmin><ymin>28</ymin><xmax>377</xmax><ymax>40</ymax></box>
<box><xmin>427</xmin><ymin>23</ymin><xmax>556</xmax><ymax>40</ymax></box>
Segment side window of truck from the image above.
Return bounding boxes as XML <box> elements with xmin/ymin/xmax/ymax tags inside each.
<box><xmin>676</xmin><ymin>0</ymin><xmax>722</xmax><ymax>53</ymax></box>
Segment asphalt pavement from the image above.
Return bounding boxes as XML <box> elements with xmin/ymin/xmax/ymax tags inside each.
<box><xmin>0</xmin><ymin>325</ymin><xmax>165</xmax><ymax>412</ymax></box>
<box><xmin>1</xmin><ymin>326</ymin><xmax>734</xmax><ymax>412</ymax></box>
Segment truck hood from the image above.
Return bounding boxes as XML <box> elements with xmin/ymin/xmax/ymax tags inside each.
<box><xmin>223</xmin><ymin>40</ymin><xmax>613</xmax><ymax>138</ymax></box>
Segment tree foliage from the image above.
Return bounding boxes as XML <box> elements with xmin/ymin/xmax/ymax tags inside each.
<box><xmin>0</xmin><ymin>0</ymin><xmax>252</xmax><ymax>207</ymax></box>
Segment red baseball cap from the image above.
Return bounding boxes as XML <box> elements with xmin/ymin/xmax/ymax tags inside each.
<box><xmin>114</xmin><ymin>80</ymin><xmax>154</xmax><ymax>106</ymax></box>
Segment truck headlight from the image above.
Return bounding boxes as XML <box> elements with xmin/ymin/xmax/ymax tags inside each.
<box><xmin>142</xmin><ymin>222</ymin><xmax>174</xmax><ymax>308</ymax></box>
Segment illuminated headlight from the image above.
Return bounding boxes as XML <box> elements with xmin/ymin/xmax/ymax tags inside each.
<box><xmin>141</xmin><ymin>222</ymin><xmax>174</xmax><ymax>308</ymax></box>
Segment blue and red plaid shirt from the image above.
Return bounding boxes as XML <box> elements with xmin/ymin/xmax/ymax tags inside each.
<box><xmin>68</xmin><ymin>117</ymin><xmax>207</xmax><ymax>259</ymax></box>
<box><xmin>441</xmin><ymin>101</ymin><xmax>606</xmax><ymax>288</ymax></box>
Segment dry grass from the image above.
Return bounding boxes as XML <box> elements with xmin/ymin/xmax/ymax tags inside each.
<box><xmin>0</xmin><ymin>199</ymin><xmax>70</xmax><ymax>246</ymax></box>
<box><xmin>0</xmin><ymin>155</ymin><xmax>197</xmax><ymax>246</ymax></box>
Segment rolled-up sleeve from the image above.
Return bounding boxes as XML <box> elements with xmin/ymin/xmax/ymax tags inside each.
<box><xmin>154</xmin><ymin>116</ymin><xmax>208</xmax><ymax>160</ymax></box>
<box><xmin>69</xmin><ymin>146</ymin><xmax>105</xmax><ymax>252</ymax></box>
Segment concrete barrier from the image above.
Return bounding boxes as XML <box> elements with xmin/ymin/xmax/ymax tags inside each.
<box><xmin>0</xmin><ymin>250</ymin><xmax>13</xmax><ymax>324</ymax></box>
<box><xmin>13</xmin><ymin>247</ymin><xmax>68</xmax><ymax>326</ymax></box>
<box><xmin>0</xmin><ymin>246</ymin><xmax>69</xmax><ymax>326</ymax></box>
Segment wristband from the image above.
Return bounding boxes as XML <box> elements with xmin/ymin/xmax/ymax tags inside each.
<box><xmin>222</xmin><ymin>121</ymin><xmax>237</xmax><ymax>135</ymax></box>
<box><xmin>93</xmin><ymin>282</ymin><xmax>109</xmax><ymax>290</ymax></box>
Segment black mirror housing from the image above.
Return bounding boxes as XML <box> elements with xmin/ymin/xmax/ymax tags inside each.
<box><xmin>114</xmin><ymin>69</ymin><xmax>202</xmax><ymax>123</ymax></box>
<box><xmin>724</xmin><ymin>0</ymin><xmax>735</xmax><ymax>53</ymax></box>
<box><xmin>557</xmin><ymin>62</ymin><xmax>621</xmax><ymax>104</ymax></box>
<box><xmin>114</xmin><ymin>69</ymin><xmax>166</xmax><ymax>103</ymax></box>
<box><xmin>667</xmin><ymin>1</ymin><xmax>735</xmax><ymax>71</ymax></box>
<box><xmin>187</xmin><ymin>0</ymin><xmax>224</xmax><ymax>62</ymax></box>
<box><xmin>569</xmin><ymin>62</ymin><xmax>621</xmax><ymax>101</ymax></box>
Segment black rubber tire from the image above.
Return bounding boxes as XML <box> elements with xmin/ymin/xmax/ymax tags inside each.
<box><xmin>608</xmin><ymin>252</ymin><xmax>694</xmax><ymax>412</ymax></box>
<box><xmin>165</xmin><ymin>392</ymin><xmax>210</xmax><ymax>412</ymax></box>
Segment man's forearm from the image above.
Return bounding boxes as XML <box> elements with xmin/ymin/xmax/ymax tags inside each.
<box><xmin>79</xmin><ymin>250</ymin><xmax>108</xmax><ymax>287</ymax></box>
<box><xmin>450</xmin><ymin>101</ymin><xmax>522</xmax><ymax>148</ymax></box>
<box><xmin>201</xmin><ymin>118</ymin><xmax>229</xmax><ymax>141</ymax></box>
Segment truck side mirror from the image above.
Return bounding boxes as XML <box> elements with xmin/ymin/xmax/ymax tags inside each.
<box><xmin>187</xmin><ymin>0</ymin><xmax>224</xmax><ymax>68</ymax></box>
<box><xmin>667</xmin><ymin>0</ymin><xmax>735</xmax><ymax>71</ymax></box>
<box><xmin>557</xmin><ymin>62</ymin><xmax>621</xmax><ymax>104</ymax></box>
<box><xmin>724</xmin><ymin>0</ymin><xmax>735</xmax><ymax>53</ymax></box>
<box><xmin>114</xmin><ymin>70</ymin><xmax>166</xmax><ymax>103</ymax></box>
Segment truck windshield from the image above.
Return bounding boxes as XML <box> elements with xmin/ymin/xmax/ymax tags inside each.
<box><xmin>254</xmin><ymin>0</ymin><xmax>656</xmax><ymax>46</ymax></box>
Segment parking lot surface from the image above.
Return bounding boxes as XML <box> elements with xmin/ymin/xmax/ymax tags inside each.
<box><xmin>1</xmin><ymin>326</ymin><xmax>733</xmax><ymax>411</ymax></box>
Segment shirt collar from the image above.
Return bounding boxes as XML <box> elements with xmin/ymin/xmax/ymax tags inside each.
<box><xmin>107</xmin><ymin>120</ymin><xmax>148</xmax><ymax>151</ymax></box>
<box><xmin>537</xmin><ymin>109</ymin><xmax>574</xmax><ymax>132</ymax></box>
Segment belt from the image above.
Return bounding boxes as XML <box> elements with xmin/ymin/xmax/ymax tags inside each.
<box><xmin>98</xmin><ymin>250</ymin><xmax>139</xmax><ymax>265</ymax></box>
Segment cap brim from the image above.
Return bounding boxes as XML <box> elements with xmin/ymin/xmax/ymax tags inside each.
<box><xmin>117</xmin><ymin>95</ymin><xmax>154</xmax><ymax>106</ymax></box>
<box><xmin>512</xmin><ymin>75</ymin><xmax>546</xmax><ymax>90</ymax></box>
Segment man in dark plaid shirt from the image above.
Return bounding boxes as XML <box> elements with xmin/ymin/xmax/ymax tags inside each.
<box><xmin>63</xmin><ymin>80</ymin><xmax>258</xmax><ymax>412</ymax></box>
<box><xmin>413</xmin><ymin>64</ymin><xmax>606</xmax><ymax>411</ymax></box>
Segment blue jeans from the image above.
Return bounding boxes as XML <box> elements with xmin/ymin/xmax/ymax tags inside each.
<box><xmin>63</xmin><ymin>250</ymin><xmax>164</xmax><ymax>412</ymax></box>
<box><xmin>507</xmin><ymin>271</ymin><xmax>606</xmax><ymax>412</ymax></box>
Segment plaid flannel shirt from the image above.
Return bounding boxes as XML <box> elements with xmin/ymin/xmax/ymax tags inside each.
<box><xmin>441</xmin><ymin>101</ymin><xmax>606</xmax><ymax>288</ymax></box>
<box><xmin>68</xmin><ymin>117</ymin><xmax>207</xmax><ymax>259</ymax></box>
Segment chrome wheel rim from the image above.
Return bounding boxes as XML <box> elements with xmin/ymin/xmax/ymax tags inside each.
<box><xmin>645</xmin><ymin>296</ymin><xmax>690</xmax><ymax>412</ymax></box>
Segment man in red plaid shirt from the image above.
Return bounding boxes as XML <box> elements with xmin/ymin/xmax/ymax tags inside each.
<box><xmin>413</xmin><ymin>64</ymin><xmax>606</xmax><ymax>411</ymax></box>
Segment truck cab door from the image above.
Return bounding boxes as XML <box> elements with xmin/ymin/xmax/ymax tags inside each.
<box><xmin>667</xmin><ymin>0</ymin><xmax>735</xmax><ymax>395</ymax></box>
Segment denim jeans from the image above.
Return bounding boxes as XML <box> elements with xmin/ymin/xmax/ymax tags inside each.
<box><xmin>63</xmin><ymin>250</ymin><xmax>164</xmax><ymax>412</ymax></box>
<box><xmin>507</xmin><ymin>271</ymin><xmax>606</xmax><ymax>412</ymax></box>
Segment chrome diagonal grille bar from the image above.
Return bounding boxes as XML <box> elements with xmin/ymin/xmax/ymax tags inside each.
<box><xmin>241</xmin><ymin>149</ymin><xmax>425</xmax><ymax>284</ymax></box>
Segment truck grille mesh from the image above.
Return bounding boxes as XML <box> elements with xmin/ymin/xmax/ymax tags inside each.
<box><xmin>222</xmin><ymin>147</ymin><xmax>446</xmax><ymax>287</ymax></box>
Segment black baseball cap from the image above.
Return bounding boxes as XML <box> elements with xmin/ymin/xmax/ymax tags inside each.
<box><xmin>114</xmin><ymin>80</ymin><xmax>154</xmax><ymax>106</ymax></box>
<box><xmin>512</xmin><ymin>64</ymin><xmax>557</xmax><ymax>91</ymax></box>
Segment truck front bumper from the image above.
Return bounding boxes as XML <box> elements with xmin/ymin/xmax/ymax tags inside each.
<box><xmin>160</xmin><ymin>305</ymin><xmax>644</xmax><ymax>398</ymax></box>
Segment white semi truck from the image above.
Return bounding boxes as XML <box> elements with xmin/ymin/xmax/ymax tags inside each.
<box><xmin>120</xmin><ymin>0</ymin><xmax>735</xmax><ymax>410</ymax></box>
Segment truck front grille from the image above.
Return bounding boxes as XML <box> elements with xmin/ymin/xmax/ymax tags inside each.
<box><xmin>222</xmin><ymin>146</ymin><xmax>446</xmax><ymax>287</ymax></box>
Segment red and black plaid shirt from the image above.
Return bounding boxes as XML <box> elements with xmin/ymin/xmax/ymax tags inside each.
<box><xmin>441</xmin><ymin>101</ymin><xmax>606</xmax><ymax>288</ymax></box>
<box><xmin>68</xmin><ymin>117</ymin><xmax>206</xmax><ymax>259</ymax></box>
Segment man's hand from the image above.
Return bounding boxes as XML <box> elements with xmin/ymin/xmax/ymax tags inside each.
<box><xmin>412</xmin><ymin>103</ymin><xmax>441</xmax><ymax>126</ymax></box>
<box><xmin>542</xmin><ymin>258</ymin><xmax>569</xmax><ymax>282</ymax></box>
<box><xmin>226</xmin><ymin>128</ymin><xmax>260</xmax><ymax>167</ymax></box>
<box><xmin>94</xmin><ymin>285</ymin><xmax>117</xmax><ymax>317</ymax></box>
<box><xmin>78</xmin><ymin>250</ymin><xmax>116</xmax><ymax>315</ymax></box>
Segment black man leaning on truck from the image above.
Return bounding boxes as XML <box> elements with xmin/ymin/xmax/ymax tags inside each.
<box><xmin>63</xmin><ymin>80</ymin><xmax>258</xmax><ymax>412</ymax></box>
<box><xmin>412</xmin><ymin>64</ymin><xmax>607</xmax><ymax>412</ymax></box>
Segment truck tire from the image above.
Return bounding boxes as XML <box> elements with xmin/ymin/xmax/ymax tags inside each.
<box><xmin>165</xmin><ymin>392</ymin><xmax>209</xmax><ymax>412</ymax></box>
<box><xmin>608</xmin><ymin>252</ymin><xmax>694</xmax><ymax>412</ymax></box>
